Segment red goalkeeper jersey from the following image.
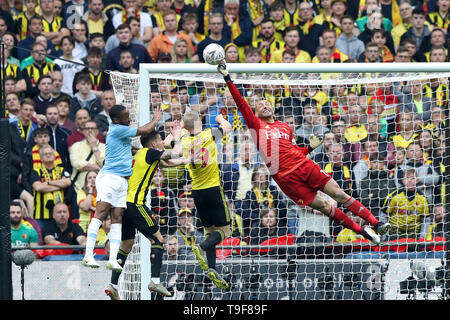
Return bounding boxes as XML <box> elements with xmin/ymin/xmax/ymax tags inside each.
<box><xmin>226</xmin><ymin>80</ymin><xmax>309</xmax><ymax>180</ymax></box>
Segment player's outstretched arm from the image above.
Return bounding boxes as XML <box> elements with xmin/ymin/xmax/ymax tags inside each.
<box><xmin>215</xmin><ymin>114</ymin><xmax>232</xmax><ymax>135</ymax></box>
<box><xmin>136</xmin><ymin>106</ymin><xmax>163</xmax><ymax>136</ymax></box>
<box><xmin>217</xmin><ymin>61</ymin><xmax>259</xmax><ymax>130</ymax></box>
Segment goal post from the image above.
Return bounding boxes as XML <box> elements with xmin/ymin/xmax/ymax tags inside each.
<box><xmin>110</xmin><ymin>62</ymin><xmax>450</xmax><ymax>300</ymax></box>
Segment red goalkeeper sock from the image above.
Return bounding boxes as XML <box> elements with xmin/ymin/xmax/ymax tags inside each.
<box><xmin>329</xmin><ymin>206</ymin><xmax>363</xmax><ymax>234</ymax></box>
<box><xmin>343</xmin><ymin>197</ymin><xmax>379</xmax><ymax>226</ymax></box>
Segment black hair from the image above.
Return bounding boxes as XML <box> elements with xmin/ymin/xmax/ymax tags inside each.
<box><xmin>110</xmin><ymin>104</ymin><xmax>127</xmax><ymax>122</ymax></box>
<box><xmin>140</xmin><ymin>131</ymin><xmax>160</xmax><ymax>147</ymax></box>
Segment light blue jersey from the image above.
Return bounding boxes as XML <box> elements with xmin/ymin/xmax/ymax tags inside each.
<box><xmin>100</xmin><ymin>123</ymin><xmax>138</xmax><ymax>177</ymax></box>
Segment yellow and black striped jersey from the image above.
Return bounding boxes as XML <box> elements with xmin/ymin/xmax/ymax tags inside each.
<box><xmin>423</xmin><ymin>82</ymin><xmax>448</xmax><ymax>108</ymax></box>
<box><xmin>127</xmin><ymin>148</ymin><xmax>164</xmax><ymax>205</ymax></box>
<box><xmin>181</xmin><ymin>128</ymin><xmax>221</xmax><ymax>190</ymax></box>
<box><xmin>426</xmin><ymin>11</ymin><xmax>450</xmax><ymax>29</ymax></box>
<box><xmin>252</xmin><ymin>38</ymin><xmax>285</xmax><ymax>63</ymax></box>
<box><xmin>42</xmin><ymin>16</ymin><xmax>64</xmax><ymax>33</ymax></box>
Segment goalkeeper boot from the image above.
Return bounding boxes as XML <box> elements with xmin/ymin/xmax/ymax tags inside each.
<box><xmin>81</xmin><ymin>254</ymin><xmax>100</xmax><ymax>269</ymax></box>
<box><xmin>105</xmin><ymin>284</ymin><xmax>120</xmax><ymax>300</ymax></box>
<box><xmin>362</xmin><ymin>226</ymin><xmax>381</xmax><ymax>245</ymax></box>
<box><xmin>375</xmin><ymin>222</ymin><xmax>391</xmax><ymax>236</ymax></box>
<box><xmin>206</xmin><ymin>268</ymin><xmax>229</xmax><ymax>290</ymax></box>
<box><xmin>148</xmin><ymin>280</ymin><xmax>172</xmax><ymax>297</ymax></box>
<box><xmin>192</xmin><ymin>245</ymin><xmax>209</xmax><ymax>271</ymax></box>
<box><xmin>106</xmin><ymin>259</ymin><xmax>123</xmax><ymax>272</ymax></box>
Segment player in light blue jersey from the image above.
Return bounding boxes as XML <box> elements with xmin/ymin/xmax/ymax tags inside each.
<box><xmin>82</xmin><ymin>104</ymin><xmax>163</xmax><ymax>271</ymax></box>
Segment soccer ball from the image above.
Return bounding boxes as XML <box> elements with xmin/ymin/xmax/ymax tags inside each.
<box><xmin>203</xmin><ymin>43</ymin><xmax>225</xmax><ymax>65</ymax></box>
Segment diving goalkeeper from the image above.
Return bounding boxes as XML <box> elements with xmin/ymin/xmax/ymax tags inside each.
<box><xmin>217</xmin><ymin>61</ymin><xmax>390</xmax><ymax>244</ymax></box>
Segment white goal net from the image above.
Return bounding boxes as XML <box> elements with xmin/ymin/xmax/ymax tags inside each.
<box><xmin>109</xmin><ymin>64</ymin><xmax>450</xmax><ymax>300</ymax></box>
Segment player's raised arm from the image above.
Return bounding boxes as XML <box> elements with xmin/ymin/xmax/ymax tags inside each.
<box><xmin>136</xmin><ymin>106</ymin><xmax>163</xmax><ymax>136</ymax></box>
<box><xmin>214</xmin><ymin>114</ymin><xmax>232</xmax><ymax>135</ymax></box>
<box><xmin>217</xmin><ymin>61</ymin><xmax>259</xmax><ymax>130</ymax></box>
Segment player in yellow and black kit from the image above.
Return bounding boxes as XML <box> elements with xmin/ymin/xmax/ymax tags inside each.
<box><xmin>177</xmin><ymin>110</ymin><xmax>232</xmax><ymax>290</ymax></box>
<box><xmin>105</xmin><ymin>129</ymin><xmax>189</xmax><ymax>300</ymax></box>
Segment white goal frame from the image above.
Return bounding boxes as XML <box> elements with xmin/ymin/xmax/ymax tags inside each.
<box><xmin>135</xmin><ymin>62</ymin><xmax>450</xmax><ymax>300</ymax></box>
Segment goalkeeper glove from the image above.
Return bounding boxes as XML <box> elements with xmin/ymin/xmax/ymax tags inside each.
<box><xmin>308</xmin><ymin>134</ymin><xmax>323</xmax><ymax>152</ymax></box>
<box><xmin>217</xmin><ymin>61</ymin><xmax>231</xmax><ymax>81</ymax></box>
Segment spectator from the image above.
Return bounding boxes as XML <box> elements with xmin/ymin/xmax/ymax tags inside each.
<box><xmin>22</xmin><ymin>127</ymin><xmax>63</xmax><ymax>193</ymax></box>
<box><xmin>426</xmin><ymin>0</ymin><xmax>450</xmax><ymax>29</ymax></box>
<box><xmin>192</xmin><ymin>13</ymin><xmax>231</xmax><ymax>63</ymax></box>
<box><xmin>40</xmin><ymin>0</ymin><xmax>70</xmax><ymax>47</ymax></box>
<box><xmin>112</xmin><ymin>0</ymin><xmax>154</xmax><ymax>45</ymax></box>
<box><xmin>222</xmin><ymin>0</ymin><xmax>253</xmax><ymax>61</ymax></box>
<box><xmin>248</xmin><ymin>208</ymin><xmax>289</xmax><ymax>257</ymax></box>
<box><xmin>395</xmin><ymin>142</ymin><xmax>440</xmax><ymax>203</ymax></box>
<box><xmin>81</xmin><ymin>0</ymin><xmax>108</xmax><ymax>37</ymax></box>
<box><xmin>31</xmin><ymin>145</ymin><xmax>71</xmax><ymax>230</ymax></box>
<box><xmin>270</xmin><ymin>26</ymin><xmax>312</xmax><ymax>62</ymax></box>
<box><xmin>222</xmin><ymin>141</ymin><xmax>259</xmax><ymax>203</ymax></box>
<box><xmin>268</xmin><ymin>1</ymin><xmax>288</xmax><ymax>37</ymax></box>
<box><xmin>179</xmin><ymin>12</ymin><xmax>204</xmax><ymax>52</ymax></box>
<box><xmin>54</xmin><ymin>36</ymin><xmax>85</xmax><ymax>97</ymax></box>
<box><xmin>313</xmin><ymin>131</ymin><xmax>337</xmax><ymax>168</ymax></box>
<box><xmin>85</xmin><ymin>33</ymin><xmax>107</xmax><ymax>70</ymax></box>
<box><xmin>320</xmin><ymin>0</ymin><xmax>347</xmax><ymax>36</ymax></box>
<box><xmin>117</xmin><ymin>49</ymin><xmax>139</xmax><ymax>73</ymax></box>
<box><xmin>419</xmin><ymin>29</ymin><xmax>446</xmax><ymax>61</ymax></box>
<box><xmin>359</xmin><ymin>153</ymin><xmax>396</xmax><ymax>221</ymax></box>
<box><xmin>67</xmin><ymin>108</ymin><xmax>104</xmax><ymax>151</ymax></box>
<box><xmin>297</xmin><ymin>2</ymin><xmax>323</xmax><ymax>57</ymax></box>
<box><xmin>5</xmin><ymin>92</ymin><xmax>21</xmax><ymax>122</ymax></box>
<box><xmin>164</xmin><ymin>234</ymin><xmax>190</xmax><ymax>261</ymax></box>
<box><xmin>94</xmin><ymin>90</ymin><xmax>116</xmax><ymax>138</ymax></box>
<box><xmin>16</xmin><ymin>16</ymin><xmax>57</xmax><ymax>62</ymax></box>
<box><xmin>32</xmin><ymin>105</ymin><xmax>72</xmax><ymax>171</ymax></box>
<box><xmin>21</xmin><ymin>42</ymin><xmax>61</xmax><ymax>98</ymax></box>
<box><xmin>391</xmin><ymin>1</ymin><xmax>413</xmax><ymax>49</ymax></box>
<box><xmin>50</xmin><ymin>70</ymin><xmax>70</xmax><ymax>101</ymax></box>
<box><xmin>344</xmin><ymin>104</ymin><xmax>368</xmax><ymax>144</ymax></box>
<box><xmin>69</xmin><ymin>120</ymin><xmax>106</xmax><ymax>192</ymax></box>
<box><xmin>295</xmin><ymin>105</ymin><xmax>330</xmax><ymax>154</ymax></box>
<box><xmin>355</xmin><ymin>0</ymin><xmax>393</xmax><ymax>33</ymax></box>
<box><xmin>252</xmin><ymin>18</ymin><xmax>286</xmax><ymax>63</ymax></box>
<box><xmin>10</xmin><ymin>98</ymin><xmax>39</xmax><ymax>145</ymax></box>
<box><xmin>70</xmin><ymin>21</ymin><xmax>89</xmax><ymax>61</ymax></box>
<box><xmin>241</xmin><ymin>167</ymin><xmax>288</xmax><ymax>238</ymax></box>
<box><xmin>336</xmin><ymin>15</ymin><xmax>365</xmax><ymax>60</ymax></box>
<box><xmin>316</xmin><ymin>28</ymin><xmax>350</xmax><ymax>62</ymax></box>
<box><xmin>353</xmin><ymin>139</ymin><xmax>383</xmax><ymax>193</ymax></box>
<box><xmin>147</xmin><ymin>10</ymin><xmax>194</xmax><ymax>62</ymax></box>
<box><xmin>106</xmin><ymin>23</ymin><xmax>153</xmax><ymax>72</ymax></box>
<box><xmin>105</xmin><ymin>16</ymin><xmax>145</xmax><ymax>54</ymax></box>
<box><xmin>357</xmin><ymin>41</ymin><xmax>382</xmax><ymax>62</ymax></box>
<box><xmin>383</xmin><ymin>168</ymin><xmax>430</xmax><ymax>239</ymax></box>
<box><xmin>174</xmin><ymin>208</ymin><xmax>205</xmax><ymax>260</ymax></box>
<box><xmin>399</xmin><ymin>79</ymin><xmax>434</xmax><ymax>122</ymax></box>
<box><xmin>323</xmin><ymin>143</ymin><xmax>353</xmax><ymax>196</ymax></box>
<box><xmin>429</xmin><ymin>44</ymin><xmax>447</xmax><ymax>62</ymax></box>
<box><xmin>9</xmin><ymin>122</ymin><xmax>34</xmax><ymax>217</ymax></box>
<box><xmin>370</xmin><ymin>28</ymin><xmax>394</xmax><ymax>62</ymax></box>
<box><xmin>313</xmin><ymin>0</ymin><xmax>333</xmax><ymax>25</ymax></box>
<box><xmin>42</xmin><ymin>203</ymin><xmax>86</xmax><ymax>246</ymax></box>
<box><xmin>400</xmin><ymin>7</ymin><xmax>430</xmax><ymax>51</ymax></box>
<box><xmin>14</xmin><ymin>0</ymin><xmax>39</xmax><ymax>41</ymax></box>
<box><xmin>224</xmin><ymin>43</ymin><xmax>240</xmax><ymax>63</ymax></box>
<box><xmin>74</xmin><ymin>47</ymin><xmax>111</xmax><ymax>98</ymax></box>
<box><xmin>170</xmin><ymin>38</ymin><xmax>192</xmax><ymax>63</ymax></box>
<box><xmin>69</xmin><ymin>74</ymin><xmax>103</xmax><ymax>122</ymax></box>
<box><xmin>417</xmin><ymin>129</ymin><xmax>437</xmax><ymax>164</ymax></box>
<box><xmin>149</xmin><ymin>168</ymin><xmax>178</xmax><ymax>236</ymax></box>
<box><xmin>77</xmin><ymin>170</ymin><xmax>98</xmax><ymax>233</ymax></box>
<box><xmin>56</xmin><ymin>96</ymin><xmax>77</xmax><ymax>134</ymax></box>
<box><xmin>390</xmin><ymin>111</ymin><xmax>418</xmax><ymax>150</ymax></box>
<box><xmin>151</xmin><ymin>0</ymin><xmax>177</xmax><ymax>36</ymax></box>
<box><xmin>10</xmin><ymin>200</ymin><xmax>39</xmax><ymax>247</ymax></box>
<box><xmin>189</xmin><ymin>81</ymin><xmax>223</xmax><ymax>120</ymax></box>
<box><xmin>31</xmin><ymin>76</ymin><xmax>55</xmax><ymax>118</ymax></box>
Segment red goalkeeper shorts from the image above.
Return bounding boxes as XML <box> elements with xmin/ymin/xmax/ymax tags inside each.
<box><xmin>275</xmin><ymin>158</ymin><xmax>332</xmax><ymax>206</ymax></box>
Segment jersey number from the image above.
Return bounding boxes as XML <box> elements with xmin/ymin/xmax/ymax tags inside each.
<box><xmin>191</xmin><ymin>147</ymin><xmax>209</xmax><ymax>169</ymax></box>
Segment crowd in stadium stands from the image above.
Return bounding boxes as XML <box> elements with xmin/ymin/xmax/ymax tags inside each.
<box><xmin>4</xmin><ymin>0</ymin><xmax>449</xmax><ymax>259</ymax></box>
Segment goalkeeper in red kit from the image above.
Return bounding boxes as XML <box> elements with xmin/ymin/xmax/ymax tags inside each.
<box><xmin>217</xmin><ymin>61</ymin><xmax>391</xmax><ymax>244</ymax></box>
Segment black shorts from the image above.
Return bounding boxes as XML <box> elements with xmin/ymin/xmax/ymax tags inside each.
<box><xmin>122</xmin><ymin>202</ymin><xmax>159</xmax><ymax>241</ymax></box>
<box><xmin>192</xmin><ymin>186</ymin><xmax>230</xmax><ymax>228</ymax></box>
